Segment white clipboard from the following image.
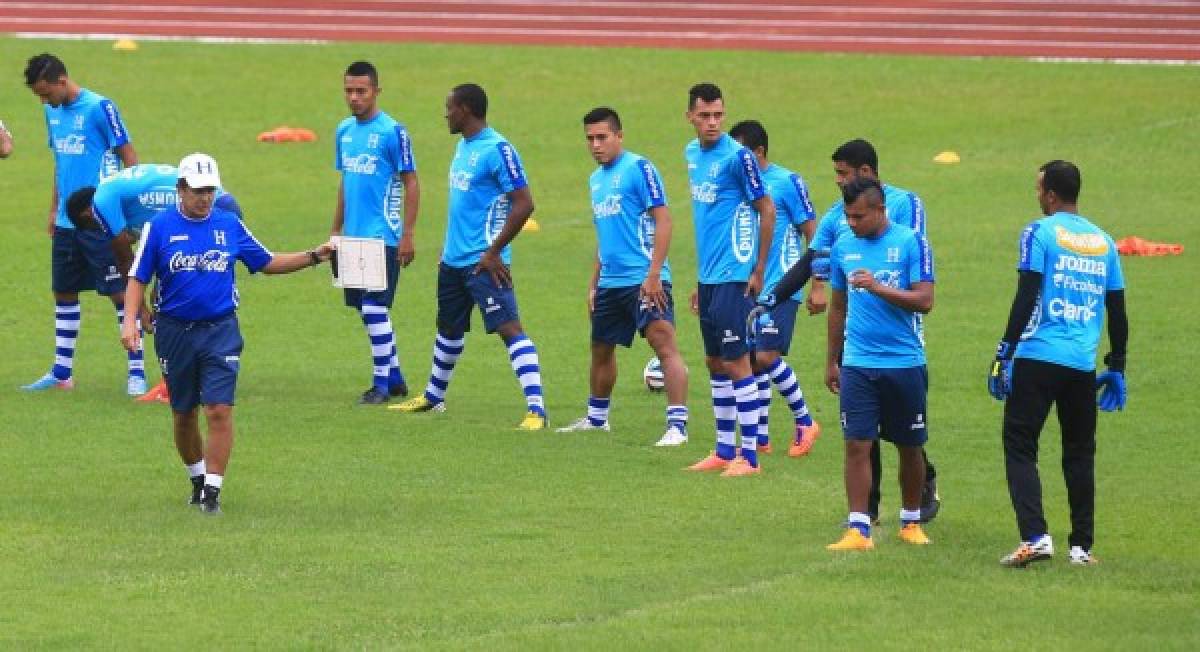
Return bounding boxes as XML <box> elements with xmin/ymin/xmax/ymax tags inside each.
<box><xmin>331</xmin><ymin>236</ymin><xmax>388</xmax><ymax>291</ymax></box>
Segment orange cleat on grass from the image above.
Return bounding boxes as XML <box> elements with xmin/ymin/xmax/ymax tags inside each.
<box><xmin>788</xmin><ymin>422</ymin><xmax>822</xmax><ymax>458</ymax></box>
<box><xmin>686</xmin><ymin>453</ymin><xmax>732</xmax><ymax>472</ymax></box>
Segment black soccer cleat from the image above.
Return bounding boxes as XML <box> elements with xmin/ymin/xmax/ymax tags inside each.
<box><xmin>199</xmin><ymin>486</ymin><xmax>221</xmax><ymax>515</ymax></box>
<box><xmin>358</xmin><ymin>387</ymin><xmax>390</xmax><ymax>405</ymax></box>
<box><xmin>919</xmin><ymin>476</ymin><xmax>941</xmax><ymax>523</ymax></box>
<box><xmin>389</xmin><ymin>383</ymin><xmax>409</xmax><ymax>398</ymax></box>
<box><xmin>189</xmin><ymin>475</ymin><xmax>204</xmax><ymax>506</ymax></box>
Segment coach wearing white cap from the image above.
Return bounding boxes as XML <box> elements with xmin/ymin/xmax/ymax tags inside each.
<box><xmin>122</xmin><ymin>152</ymin><xmax>334</xmax><ymax>514</ymax></box>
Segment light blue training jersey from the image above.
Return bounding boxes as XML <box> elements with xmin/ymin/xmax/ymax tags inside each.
<box><xmin>685</xmin><ymin>133</ymin><xmax>767</xmax><ymax>284</ymax></box>
<box><xmin>760</xmin><ymin>163</ymin><xmax>815</xmax><ymax>301</ymax></box>
<box><xmin>335</xmin><ymin>111</ymin><xmax>416</xmax><ymax>247</ymax></box>
<box><xmin>810</xmin><ymin>183</ymin><xmax>926</xmax><ymax>252</ymax></box>
<box><xmin>443</xmin><ymin>127</ymin><xmax>528</xmax><ymax>268</ymax></box>
<box><xmin>830</xmin><ymin>222</ymin><xmax>935</xmax><ymax>368</ymax></box>
<box><xmin>1015</xmin><ymin>211</ymin><xmax>1124</xmax><ymax>372</ymax></box>
<box><xmin>93</xmin><ymin>164</ymin><xmax>236</xmax><ymax>237</ymax></box>
<box><xmin>44</xmin><ymin>88</ymin><xmax>131</xmax><ymax>229</ymax></box>
<box><xmin>590</xmin><ymin>151</ymin><xmax>672</xmax><ymax>288</ymax></box>
<box><xmin>131</xmin><ymin>205</ymin><xmax>273</xmax><ymax>322</ymax></box>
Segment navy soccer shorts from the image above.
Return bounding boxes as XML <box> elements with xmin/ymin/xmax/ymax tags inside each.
<box><xmin>154</xmin><ymin>313</ymin><xmax>244</xmax><ymax>413</ymax></box>
<box><xmin>697</xmin><ymin>282</ymin><xmax>755</xmax><ymax>361</ymax></box>
<box><xmin>343</xmin><ymin>245</ymin><xmax>401</xmax><ymax>309</ymax></box>
<box><xmin>591</xmin><ymin>282</ymin><xmax>675</xmax><ymax>347</ymax></box>
<box><xmin>839</xmin><ymin>365</ymin><xmax>929</xmax><ymax>446</ymax></box>
<box><xmin>51</xmin><ymin>226</ymin><xmax>123</xmax><ymax>295</ymax></box>
<box><xmin>755</xmin><ymin>298</ymin><xmax>800</xmax><ymax>356</ymax></box>
<box><xmin>436</xmin><ymin>262</ymin><xmax>520</xmax><ymax>334</ymax></box>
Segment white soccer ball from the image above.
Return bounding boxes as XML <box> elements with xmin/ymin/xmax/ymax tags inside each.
<box><xmin>643</xmin><ymin>357</ymin><xmax>665</xmax><ymax>392</ymax></box>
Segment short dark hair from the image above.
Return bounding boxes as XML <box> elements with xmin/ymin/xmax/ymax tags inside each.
<box><xmin>65</xmin><ymin>186</ymin><xmax>97</xmax><ymax>228</ymax></box>
<box><xmin>582</xmin><ymin>106</ymin><xmax>622</xmax><ymax>132</ymax></box>
<box><xmin>344</xmin><ymin>60</ymin><xmax>378</xmax><ymax>86</ymax></box>
<box><xmin>832</xmin><ymin>138</ymin><xmax>879</xmax><ymax>174</ymax></box>
<box><xmin>25</xmin><ymin>53</ymin><xmax>67</xmax><ymax>87</ymax></box>
<box><xmin>688</xmin><ymin>82</ymin><xmax>722</xmax><ymax>110</ymax></box>
<box><xmin>451</xmin><ymin>83</ymin><xmax>488</xmax><ymax>119</ymax></box>
<box><xmin>841</xmin><ymin>177</ymin><xmax>884</xmax><ymax>207</ymax></box>
<box><xmin>1039</xmin><ymin>160</ymin><xmax>1081</xmax><ymax>203</ymax></box>
<box><xmin>729</xmin><ymin>120</ymin><xmax>768</xmax><ymax>154</ymax></box>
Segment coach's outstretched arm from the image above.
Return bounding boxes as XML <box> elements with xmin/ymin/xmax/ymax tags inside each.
<box><xmin>474</xmin><ymin>186</ymin><xmax>533</xmax><ymax>288</ymax></box>
<box><xmin>262</xmin><ymin>242</ymin><xmax>335</xmax><ymax>274</ymax></box>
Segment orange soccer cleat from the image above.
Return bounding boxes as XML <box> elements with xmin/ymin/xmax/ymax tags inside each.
<box><xmin>136</xmin><ymin>379</ymin><xmax>170</xmax><ymax>404</ymax></box>
<box><xmin>788</xmin><ymin>422</ymin><xmax>822</xmax><ymax>458</ymax></box>
<box><xmin>686</xmin><ymin>453</ymin><xmax>732</xmax><ymax>472</ymax></box>
<box><xmin>720</xmin><ymin>458</ymin><xmax>762</xmax><ymax>477</ymax></box>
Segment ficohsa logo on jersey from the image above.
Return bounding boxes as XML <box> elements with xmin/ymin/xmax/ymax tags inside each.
<box><xmin>730</xmin><ymin>202</ymin><xmax>756</xmax><ymax>263</ymax></box>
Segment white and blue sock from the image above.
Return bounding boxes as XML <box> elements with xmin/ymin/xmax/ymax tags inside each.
<box><xmin>849</xmin><ymin>511</ymin><xmax>872</xmax><ymax>538</ymax></box>
<box><xmin>900</xmin><ymin>508</ymin><xmax>921</xmax><ymax>525</ymax></box>
<box><xmin>587</xmin><ymin>396</ymin><xmax>610</xmax><ymax>426</ymax></box>
<box><xmin>710</xmin><ymin>374</ymin><xmax>736</xmax><ymax>460</ymax></box>
<box><xmin>360</xmin><ymin>300</ymin><xmax>399</xmax><ymax>392</ymax></box>
<box><xmin>756</xmin><ymin>373</ymin><xmax>771</xmax><ymax>446</ymax></box>
<box><xmin>506</xmin><ymin>333</ymin><xmax>545</xmax><ymax>416</ymax></box>
<box><xmin>52</xmin><ymin>300</ymin><xmax>81</xmax><ymax>381</ymax></box>
<box><xmin>733</xmin><ymin>376</ymin><xmax>760</xmax><ymax>467</ymax></box>
<box><xmin>114</xmin><ymin>302</ymin><xmax>145</xmax><ymax>380</ymax></box>
<box><xmin>766</xmin><ymin>357</ymin><xmax>814</xmax><ymax>428</ymax></box>
<box><xmin>666</xmin><ymin>404</ymin><xmax>688</xmax><ymax>432</ymax></box>
<box><xmin>423</xmin><ymin>333</ymin><xmax>464</xmax><ymax>404</ymax></box>
<box><xmin>388</xmin><ymin>344</ymin><xmax>405</xmax><ymax>390</ymax></box>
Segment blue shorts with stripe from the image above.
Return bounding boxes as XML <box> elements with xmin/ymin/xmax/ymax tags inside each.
<box><xmin>755</xmin><ymin>298</ymin><xmax>800</xmax><ymax>356</ymax></box>
<box><xmin>697</xmin><ymin>282</ymin><xmax>754</xmax><ymax>361</ymax></box>
<box><xmin>839</xmin><ymin>365</ymin><xmax>928</xmax><ymax>446</ymax></box>
<box><xmin>343</xmin><ymin>245</ymin><xmax>400</xmax><ymax>309</ymax></box>
<box><xmin>51</xmin><ymin>226</ymin><xmax>123</xmax><ymax>295</ymax></box>
<box><xmin>436</xmin><ymin>262</ymin><xmax>520</xmax><ymax>334</ymax></box>
<box><xmin>154</xmin><ymin>313</ymin><xmax>243</xmax><ymax>413</ymax></box>
<box><xmin>591</xmin><ymin>282</ymin><xmax>674</xmax><ymax>347</ymax></box>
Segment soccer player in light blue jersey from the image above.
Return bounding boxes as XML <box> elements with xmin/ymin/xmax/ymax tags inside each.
<box><xmin>555</xmin><ymin>107</ymin><xmax>689</xmax><ymax>446</ymax></box>
<box><xmin>391</xmin><ymin>83</ymin><xmax>547</xmax><ymax>430</ymax></box>
<box><xmin>331</xmin><ymin>61</ymin><xmax>421</xmax><ymax>406</ymax></box>
<box><xmin>22</xmin><ymin>53</ymin><xmax>141</xmax><ymax>395</ymax></box>
<box><xmin>729</xmin><ymin>120</ymin><xmax>822</xmax><ymax>460</ymax></box>
<box><xmin>123</xmin><ymin>153</ymin><xmax>333</xmax><ymax>514</ymax></box>
<box><xmin>679</xmin><ymin>83</ymin><xmax>777</xmax><ymax>477</ymax></box>
<box><xmin>990</xmin><ymin>161</ymin><xmax>1128</xmax><ymax>568</ymax></box>
<box><xmin>825</xmin><ymin>178</ymin><xmax>935</xmax><ymax>551</ymax></box>
<box><xmin>767</xmin><ymin>138</ymin><xmax>940</xmax><ymax>523</ymax></box>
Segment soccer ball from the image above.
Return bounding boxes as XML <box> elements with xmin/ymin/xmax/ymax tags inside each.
<box><xmin>643</xmin><ymin>357</ymin><xmax>665</xmax><ymax>392</ymax></box>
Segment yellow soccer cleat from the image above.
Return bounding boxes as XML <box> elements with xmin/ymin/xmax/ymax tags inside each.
<box><xmin>388</xmin><ymin>396</ymin><xmax>445</xmax><ymax>413</ymax></box>
<box><xmin>899</xmin><ymin>523</ymin><xmax>932</xmax><ymax>545</ymax></box>
<box><xmin>826</xmin><ymin>528</ymin><xmax>874</xmax><ymax>551</ymax></box>
<box><xmin>517</xmin><ymin>410</ymin><xmax>547</xmax><ymax>431</ymax></box>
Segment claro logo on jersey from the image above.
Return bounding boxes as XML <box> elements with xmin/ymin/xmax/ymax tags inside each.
<box><xmin>1048</xmin><ymin>296</ymin><xmax>1098</xmax><ymax>322</ymax></box>
<box><xmin>342</xmin><ymin>153</ymin><xmax>379</xmax><ymax>175</ymax></box>
<box><xmin>730</xmin><ymin>203</ymin><xmax>756</xmax><ymax>264</ymax></box>
<box><xmin>1054</xmin><ymin>226</ymin><xmax>1108</xmax><ymax>256</ymax></box>
<box><xmin>54</xmin><ymin>134</ymin><xmax>86</xmax><ymax>155</ymax></box>
<box><xmin>169</xmin><ymin>250</ymin><xmax>232</xmax><ymax>273</ymax></box>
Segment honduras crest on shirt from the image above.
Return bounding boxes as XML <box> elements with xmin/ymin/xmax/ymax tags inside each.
<box><xmin>335</xmin><ymin>111</ymin><xmax>415</xmax><ymax>247</ymax></box>
<box><xmin>442</xmin><ymin>127</ymin><xmax>528</xmax><ymax>267</ymax></box>
<box><xmin>810</xmin><ymin>183</ymin><xmax>927</xmax><ymax>252</ymax></box>
<box><xmin>590</xmin><ymin>151</ymin><xmax>672</xmax><ymax>288</ymax></box>
<box><xmin>685</xmin><ymin>133</ymin><xmax>767</xmax><ymax>284</ymax></box>
<box><xmin>760</xmin><ymin>163</ymin><xmax>815</xmax><ymax>301</ymax></box>
<box><xmin>44</xmin><ymin>88</ymin><xmax>131</xmax><ymax>229</ymax></box>
<box><xmin>1014</xmin><ymin>212</ymin><xmax>1123</xmax><ymax>372</ymax></box>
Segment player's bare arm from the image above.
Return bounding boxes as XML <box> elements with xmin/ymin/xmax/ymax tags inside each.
<box><xmin>641</xmin><ymin>204</ymin><xmax>672</xmax><ymax>312</ymax></box>
<box><xmin>746</xmin><ymin>193</ymin><xmax>776</xmax><ymax>296</ymax></box>
<box><xmin>825</xmin><ymin>289</ymin><xmax>847</xmax><ymax>394</ymax></box>
<box><xmin>475</xmin><ymin>185</ymin><xmax>534</xmax><ymax>288</ymax></box>
<box><xmin>398</xmin><ymin>170</ymin><xmax>420</xmax><ymax>267</ymax></box>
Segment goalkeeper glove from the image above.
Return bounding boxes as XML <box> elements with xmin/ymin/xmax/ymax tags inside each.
<box><xmin>1096</xmin><ymin>352</ymin><xmax>1127</xmax><ymax>412</ymax></box>
<box><xmin>988</xmin><ymin>341</ymin><xmax>1016</xmax><ymax>401</ymax></box>
<box><xmin>811</xmin><ymin>250</ymin><xmax>831</xmax><ymax>281</ymax></box>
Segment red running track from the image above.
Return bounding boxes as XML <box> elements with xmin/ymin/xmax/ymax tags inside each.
<box><xmin>3</xmin><ymin>1</ymin><xmax>1198</xmax><ymax>61</ymax></box>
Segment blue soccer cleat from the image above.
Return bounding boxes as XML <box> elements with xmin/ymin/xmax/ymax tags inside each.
<box><xmin>21</xmin><ymin>372</ymin><xmax>74</xmax><ymax>392</ymax></box>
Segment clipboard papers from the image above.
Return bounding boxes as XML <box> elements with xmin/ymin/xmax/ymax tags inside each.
<box><xmin>330</xmin><ymin>236</ymin><xmax>388</xmax><ymax>291</ymax></box>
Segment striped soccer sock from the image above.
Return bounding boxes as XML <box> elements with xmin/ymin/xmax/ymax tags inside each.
<box><xmin>767</xmin><ymin>357</ymin><xmax>814</xmax><ymax>428</ymax></box>
<box><xmin>506</xmin><ymin>333</ymin><xmax>545</xmax><ymax>416</ymax></box>
<box><xmin>710</xmin><ymin>374</ymin><xmax>736</xmax><ymax>460</ymax></box>
<box><xmin>666</xmin><ymin>404</ymin><xmax>688</xmax><ymax>431</ymax></box>
<box><xmin>52</xmin><ymin>300</ymin><xmax>81</xmax><ymax>381</ymax></box>
<box><xmin>756</xmin><ymin>373</ymin><xmax>771</xmax><ymax>446</ymax></box>
<box><xmin>114</xmin><ymin>302</ymin><xmax>145</xmax><ymax>380</ymax></box>
<box><xmin>587</xmin><ymin>396</ymin><xmax>610</xmax><ymax>426</ymax></box>
<box><xmin>733</xmin><ymin>376</ymin><xmax>760</xmax><ymax>467</ymax></box>
<box><xmin>387</xmin><ymin>343</ymin><xmax>406</xmax><ymax>390</ymax></box>
<box><xmin>423</xmin><ymin>333</ymin><xmax>464</xmax><ymax>404</ymax></box>
<box><xmin>360</xmin><ymin>301</ymin><xmax>397</xmax><ymax>392</ymax></box>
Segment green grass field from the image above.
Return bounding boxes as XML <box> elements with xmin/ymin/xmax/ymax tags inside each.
<box><xmin>1</xmin><ymin>37</ymin><xmax>1198</xmax><ymax>649</ymax></box>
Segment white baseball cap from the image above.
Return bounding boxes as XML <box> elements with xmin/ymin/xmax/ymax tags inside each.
<box><xmin>177</xmin><ymin>152</ymin><xmax>222</xmax><ymax>189</ymax></box>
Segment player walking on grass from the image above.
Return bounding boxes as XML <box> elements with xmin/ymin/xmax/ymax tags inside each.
<box><xmin>768</xmin><ymin>138</ymin><xmax>941</xmax><ymax>522</ymax></box>
<box><xmin>556</xmin><ymin>107</ymin><xmax>689</xmax><ymax>446</ymax></box>
<box><xmin>66</xmin><ymin>164</ymin><xmax>244</xmax><ymax>402</ymax></box>
<box><xmin>680</xmin><ymin>83</ymin><xmax>777</xmax><ymax>477</ymax></box>
<box><xmin>21</xmin><ymin>53</ymin><xmax>144</xmax><ymax>396</ymax></box>
<box><xmin>825</xmin><ymin>178</ymin><xmax>935</xmax><ymax>551</ymax></box>
<box><xmin>989</xmin><ymin>160</ymin><xmax>1128</xmax><ymax>567</ymax></box>
<box><xmin>391</xmin><ymin>83</ymin><xmax>547</xmax><ymax>430</ymax></box>
<box><xmin>331</xmin><ymin>61</ymin><xmax>420</xmax><ymax>405</ymax></box>
<box><xmin>728</xmin><ymin>120</ymin><xmax>821</xmax><ymax>459</ymax></box>
<box><xmin>122</xmin><ymin>153</ymin><xmax>333</xmax><ymax>514</ymax></box>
